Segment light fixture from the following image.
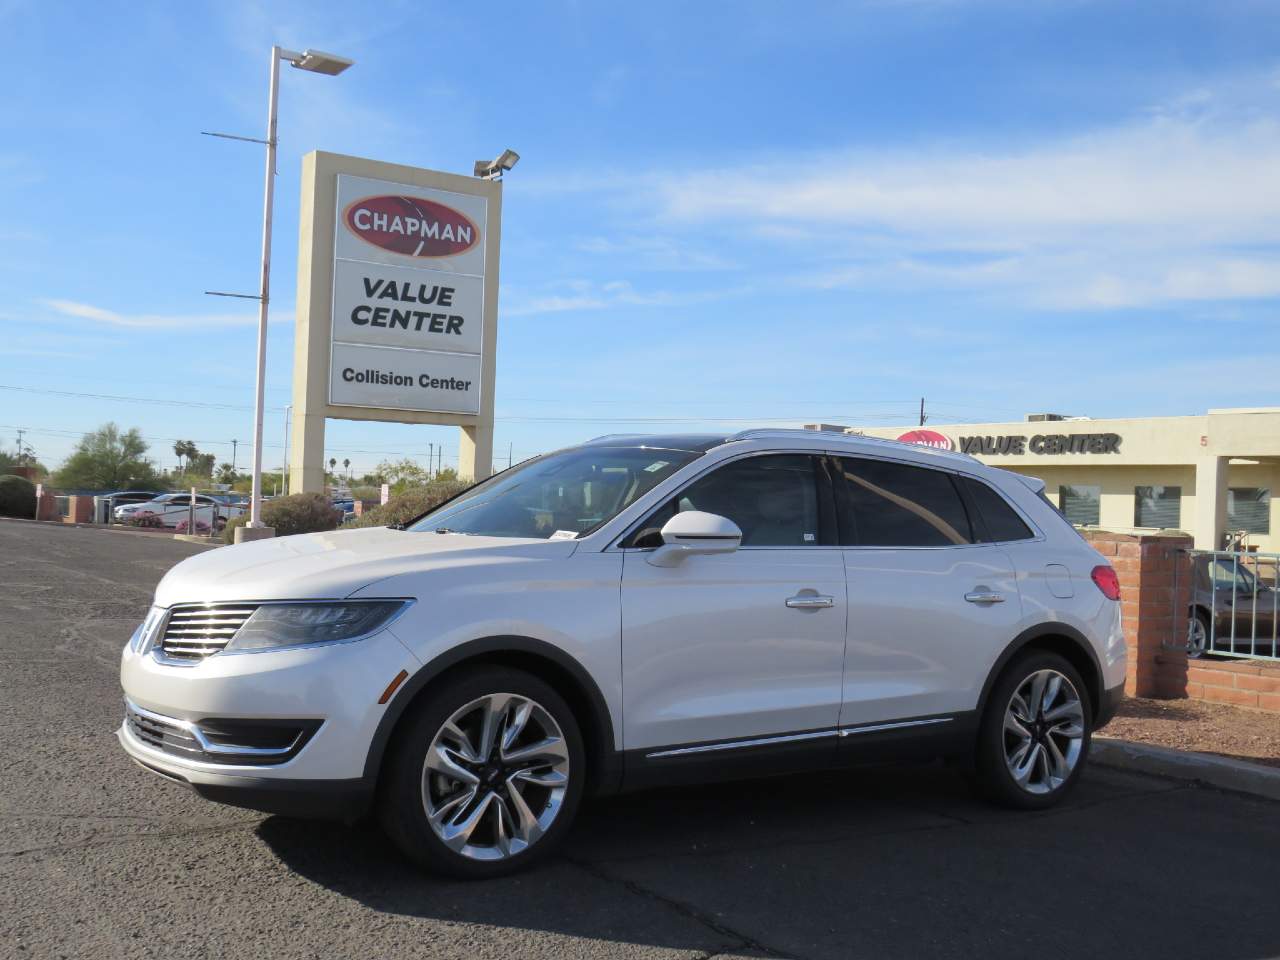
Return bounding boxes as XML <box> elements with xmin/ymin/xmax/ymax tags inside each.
<box><xmin>290</xmin><ymin>49</ymin><xmax>354</xmax><ymax>76</ymax></box>
<box><xmin>474</xmin><ymin>148</ymin><xmax>520</xmax><ymax>180</ymax></box>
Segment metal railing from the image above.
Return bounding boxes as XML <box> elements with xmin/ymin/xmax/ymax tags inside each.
<box><xmin>1169</xmin><ymin>548</ymin><xmax>1280</xmax><ymax>661</ymax></box>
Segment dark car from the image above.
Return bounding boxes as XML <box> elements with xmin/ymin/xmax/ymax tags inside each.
<box><xmin>1188</xmin><ymin>555</ymin><xmax>1279</xmax><ymax>657</ymax></box>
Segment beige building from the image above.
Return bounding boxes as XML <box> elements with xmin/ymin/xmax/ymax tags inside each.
<box><xmin>809</xmin><ymin>408</ymin><xmax>1280</xmax><ymax>552</ymax></box>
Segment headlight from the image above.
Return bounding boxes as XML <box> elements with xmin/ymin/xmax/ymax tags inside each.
<box><xmin>129</xmin><ymin>605</ymin><xmax>165</xmax><ymax>653</ymax></box>
<box><xmin>224</xmin><ymin>601</ymin><xmax>409</xmax><ymax>652</ymax></box>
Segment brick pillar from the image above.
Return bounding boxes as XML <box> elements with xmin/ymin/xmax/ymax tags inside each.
<box><xmin>36</xmin><ymin>492</ymin><xmax>58</xmax><ymax>521</ymax></box>
<box><xmin>1082</xmin><ymin>531</ymin><xmax>1193</xmax><ymax>699</ymax></box>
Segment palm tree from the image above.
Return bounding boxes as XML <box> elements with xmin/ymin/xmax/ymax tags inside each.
<box><xmin>343</xmin><ymin>458</ymin><xmax>350</xmax><ymax>476</ymax></box>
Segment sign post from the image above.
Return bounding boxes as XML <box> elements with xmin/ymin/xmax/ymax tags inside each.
<box><xmin>290</xmin><ymin>151</ymin><xmax>502</xmax><ymax>494</ymax></box>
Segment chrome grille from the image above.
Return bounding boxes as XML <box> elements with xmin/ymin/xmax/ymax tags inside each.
<box><xmin>159</xmin><ymin>604</ymin><xmax>258</xmax><ymax>661</ymax></box>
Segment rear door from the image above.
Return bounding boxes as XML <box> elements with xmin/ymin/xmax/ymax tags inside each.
<box><xmin>835</xmin><ymin>456</ymin><xmax>1024</xmax><ymax>727</ymax></box>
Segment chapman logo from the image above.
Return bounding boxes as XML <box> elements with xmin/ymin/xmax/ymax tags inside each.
<box><xmin>344</xmin><ymin>195</ymin><xmax>479</xmax><ymax>259</ymax></box>
<box><xmin>896</xmin><ymin>429</ymin><xmax>953</xmax><ymax>450</ymax></box>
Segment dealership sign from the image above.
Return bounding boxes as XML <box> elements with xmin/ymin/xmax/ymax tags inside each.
<box><xmin>895</xmin><ymin>429</ymin><xmax>953</xmax><ymax>450</ymax></box>
<box><xmin>957</xmin><ymin>433</ymin><xmax>1123</xmax><ymax>455</ymax></box>
<box><xmin>329</xmin><ymin>174</ymin><xmax>488</xmax><ymax>414</ymax></box>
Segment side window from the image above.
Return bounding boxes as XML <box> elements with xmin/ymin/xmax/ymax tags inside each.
<box><xmin>960</xmin><ymin>477</ymin><xmax>1035</xmax><ymax>542</ymax></box>
<box><xmin>169</xmin><ymin>495</ymin><xmax>190</xmax><ymax>506</ymax></box>
<box><xmin>626</xmin><ymin>455</ymin><xmax>823</xmax><ymax>548</ymax></box>
<box><xmin>838</xmin><ymin>457</ymin><xmax>972</xmax><ymax>547</ymax></box>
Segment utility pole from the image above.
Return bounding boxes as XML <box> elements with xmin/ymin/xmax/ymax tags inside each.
<box><xmin>15</xmin><ymin>429</ymin><xmax>26</xmax><ymax>463</ymax></box>
<box><xmin>919</xmin><ymin>397</ymin><xmax>927</xmax><ymax>427</ymax></box>
<box><xmin>428</xmin><ymin>442</ymin><xmax>434</xmax><ymax>480</ymax></box>
<box><xmin>231</xmin><ymin>439</ymin><xmax>239</xmax><ymax>473</ymax></box>
<box><xmin>508</xmin><ymin>441</ymin><xmax>513</xmax><ymax>470</ymax></box>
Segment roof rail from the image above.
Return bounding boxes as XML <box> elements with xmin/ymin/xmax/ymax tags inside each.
<box><xmin>723</xmin><ymin>426</ymin><xmax>979</xmax><ymax>462</ymax></box>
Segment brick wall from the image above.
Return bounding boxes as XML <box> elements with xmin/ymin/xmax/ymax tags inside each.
<box><xmin>1174</xmin><ymin>655</ymin><xmax>1280</xmax><ymax>711</ymax></box>
<box><xmin>1082</xmin><ymin>529</ymin><xmax>1280</xmax><ymax>714</ymax></box>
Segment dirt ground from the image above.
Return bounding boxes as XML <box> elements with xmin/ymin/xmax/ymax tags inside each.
<box><xmin>1104</xmin><ymin>696</ymin><xmax>1280</xmax><ymax>768</ymax></box>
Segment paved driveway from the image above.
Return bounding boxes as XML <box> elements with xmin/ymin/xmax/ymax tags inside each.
<box><xmin>2</xmin><ymin>521</ymin><xmax>1278</xmax><ymax>960</ymax></box>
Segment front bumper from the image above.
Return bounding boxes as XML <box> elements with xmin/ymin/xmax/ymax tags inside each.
<box><xmin>124</xmin><ymin>748</ymin><xmax>374</xmax><ymax>820</ymax></box>
<box><xmin>119</xmin><ymin>624</ymin><xmax>421</xmax><ymax>812</ymax></box>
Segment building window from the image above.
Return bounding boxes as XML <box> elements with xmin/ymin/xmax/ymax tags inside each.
<box><xmin>1059</xmin><ymin>484</ymin><xmax>1101</xmax><ymax>527</ymax></box>
<box><xmin>1134</xmin><ymin>486</ymin><xmax>1181</xmax><ymax>529</ymax></box>
<box><xmin>1228</xmin><ymin>487</ymin><xmax>1270</xmax><ymax>535</ymax></box>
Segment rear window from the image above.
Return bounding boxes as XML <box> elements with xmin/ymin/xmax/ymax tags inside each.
<box><xmin>837</xmin><ymin>457</ymin><xmax>973</xmax><ymax>547</ymax></box>
<box><xmin>959</xmin><ymin>477</ymin><xmax>1035</xmax><ymax>542</ymax></box>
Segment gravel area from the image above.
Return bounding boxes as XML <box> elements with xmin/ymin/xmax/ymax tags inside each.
<box><xmin>1104</xmin><ymin>696</ymin><xmax>1280</xmax><ymax>768</ymax></box>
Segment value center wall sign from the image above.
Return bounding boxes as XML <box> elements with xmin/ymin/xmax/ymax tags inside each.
<box><xmin>290</xmin><ymin>152</ymin><xmax>502</xmax><ymax>493</ymax></box>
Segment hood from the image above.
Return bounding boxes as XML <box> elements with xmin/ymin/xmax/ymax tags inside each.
<box><xmin>153</xmin><ymin>526</ymin><xmax>579</xmax><ymax>606</ymax></box>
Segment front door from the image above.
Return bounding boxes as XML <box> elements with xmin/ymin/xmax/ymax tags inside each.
<box><xmin>620</xmin><ymin>453</ymin><xmax>847</xmax><ymax>753</ymax></box>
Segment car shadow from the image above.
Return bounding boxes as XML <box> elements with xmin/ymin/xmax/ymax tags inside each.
<box><xmin>257</xmin><ymin>761</ymin><xmax>1280</xmax><ymax>960</ymax></box>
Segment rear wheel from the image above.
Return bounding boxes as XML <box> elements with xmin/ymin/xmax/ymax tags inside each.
<box><xmin>378</xmin><ymin>666</ymin><xmax>585</xmax><ymax>879</ymax></box>
<box><xmin>976</xmin><ymin>652</ymin><xmax>1091</xmax><ymax>809</ymax></box>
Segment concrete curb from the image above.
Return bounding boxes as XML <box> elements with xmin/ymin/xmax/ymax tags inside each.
<box><xmin>1094</xmin><ymin>736</ymin><xmax>1280</xmax><ymax>802</ymax></box>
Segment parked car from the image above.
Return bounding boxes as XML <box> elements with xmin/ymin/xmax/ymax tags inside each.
<box><xmin>1188</xmin><ymin>555</ymin><xmax>1278</xmax><ymax>657</ymax></box>
<box><xmin>113</xmin><ymin>492</ymin><xmax>245</xmax><ymax>530</ymax></box>
<box><xmin>119</xmin><ymin>430</ymin><xmax>1125</xmax><ymax>878</ymax></box>
<box><xmin>106</xmin><ymin>490</ymin><xmax>166</xmax><ymax>509</ymax></box>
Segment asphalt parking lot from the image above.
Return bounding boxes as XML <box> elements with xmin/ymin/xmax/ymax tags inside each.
<box><xmin>2</xmin><ymin>520</ymin><xmax>1279</xmax><ymax>960</ymax></box>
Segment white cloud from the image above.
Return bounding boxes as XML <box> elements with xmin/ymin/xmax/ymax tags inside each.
<box><xmin>569</xmin><ymin>81</ymin><xmax>1280</xmax><ymax>310</ymax></box>
<box><xmin>502</xmin><ymin>279</ymin><xmax>748</xmax><ymax>318</ymax></box>
<box><xmin>35</xmin><ymin>299</ymin><xmax>293</xmax><ymax>330</ymax></box>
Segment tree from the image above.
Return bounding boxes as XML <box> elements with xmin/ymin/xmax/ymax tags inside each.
<box><xmin>343</xmin><ymin>458</ymin><xmax>351</xmax><ymax>475</ymax></box>
<box><xmin>172</xmin><ymin>440</ymin><xmax>197</xmax><ymax>473</ymax></box>
<box><xmin>215</xmin><ymin>463</ymin><xmax>237</xmax><ymax>484</ymax></box>
<box><xmin>329</xmin><ymin>457</ymin><xmax>337</xmax><ymax>471</ymax></box>
<box><xmin>374</xmin><ymin>458</ymin><xmax>430</xmax><ymax>489</ymax></box>
<box><xmin>192</xmin><ymin>453</ymin><xmax>216</xmax><ymax>477</ymax></box>
<box><xmin>54</xmin><ymin>423</ymin><xmax>158</xmax><ymax>490</ymax></box>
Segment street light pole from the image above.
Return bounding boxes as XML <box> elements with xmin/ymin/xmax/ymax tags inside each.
<box><xmin>245</xmin><ymin>45</ymin><xmax>286</xmax><ymax>528</ymax></box>
<box><xmin>242</xmin><ymin>46</ymin><xmax>353</xmax><ymax>532</ymax></box>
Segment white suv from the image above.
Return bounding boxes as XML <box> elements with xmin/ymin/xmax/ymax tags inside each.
<box><xmin>119</xmin><ymin>430</ymin><xmax>1126</xmax><ymax>878</ymax></box>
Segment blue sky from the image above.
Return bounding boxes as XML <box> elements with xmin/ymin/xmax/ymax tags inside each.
<box><xmin>2</xmin><ymin>0</ymin><xmax>1278</xmax><ymax>475</ymax></box>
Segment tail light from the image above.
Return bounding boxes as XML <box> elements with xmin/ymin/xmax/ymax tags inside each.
<box><xmin>1091</xmin><ymin>564</ymin><xmax>1121</xmax><ymax>601</ymax></box>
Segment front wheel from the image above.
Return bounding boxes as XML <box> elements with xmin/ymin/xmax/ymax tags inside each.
<box><xmin>378</xmin><ymin>665</ymin><xmax>585</xmax><ymax>879</ymax></box>
<box><xmin>1187</xmin><ymin>611</ymin><xmax>1209</xmax><ymax>659</ymax></box>
<box><xmin>976</xmin><ymin>652</ymin><xmax>1091</xmax><ymax>809</ymax></box>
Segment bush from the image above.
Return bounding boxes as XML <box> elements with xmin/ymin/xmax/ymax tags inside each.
<box><xmin>0</xmin><ymin>474</ymin><xmax>36</xmax><ymax>518</ymax></box>
<box><xmin>348</xmin><ymin>480</ymin><xmax>469</xmax><ymax>529</ymax></box>
<box><xmin>175</xmin><ymin>518</ymin><xmax>212</xmax><ymax>535</ymax></box>
<box><xmin>124</xmin><ymin>511</ymin><xmax>165</xmax><ymax>528</ymax></box>
<box><xmin>223</xmin><ymin>492</ymin><xmax>343</xmax><ymax>544</ymax></box>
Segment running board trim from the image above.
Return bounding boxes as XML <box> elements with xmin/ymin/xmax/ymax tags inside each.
<box><xmin>644</xmin><ymin>715</ymin><xmax>955</xmax><ymax>759</ymax></box>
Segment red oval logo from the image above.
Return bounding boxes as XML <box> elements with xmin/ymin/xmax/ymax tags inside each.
<box><xmin>343</xmin><ymin>195</ymin><xmax>479</xmax><ymax>259</ymax></box>
<box><xmin>896</xmin><ymin>429</ymin><xmax>953</xmax><ymax>450</ymax></box>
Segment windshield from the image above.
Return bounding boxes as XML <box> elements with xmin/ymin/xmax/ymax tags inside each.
<box><xmin>1207</xmin><ymin>558</ymin><xmax>1259</xmax><ymax>592</ymax></box>
<box><xmin>409</xmin><ymin>445</ymin><xmax>701</xmax><ymax>539</ymax></box>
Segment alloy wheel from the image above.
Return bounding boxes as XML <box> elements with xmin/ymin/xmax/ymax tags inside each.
<box><xmin>422</xmin><ymin>692</ymin><xmax>570</xmax><ymax>861</ymax></box>
<box><xmin>1002</xmin><ymin>669</ymin><xmax>1085</xmax><ymax>795</ymax></box>
<box><xmin>1187</xmin><ymin>616</ymin><xmax>1207</xmax><ymax>658</ymax></box>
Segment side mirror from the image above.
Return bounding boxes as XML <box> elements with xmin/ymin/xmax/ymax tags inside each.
<box><xmin>646</xmin><ymin>511</ymin><xmax>742</xmax><ymax>567</ymax></box>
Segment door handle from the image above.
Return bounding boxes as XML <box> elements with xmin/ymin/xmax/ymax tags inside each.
<box><xmin>964</xmin><ymin>590</ymin><xmax>1005</xmax><ymax>604</ymax></box>
<box><xmin>786</xmin><ymin>595</ymin><xmax>835</xmax><ymax>609</ymax></box>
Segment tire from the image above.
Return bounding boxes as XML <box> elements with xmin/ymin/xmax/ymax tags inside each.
<box><xmin>1187</xmin><ymin>610</ymin><xmax>1210</xmax><ymax>659</ymax></box>
<box><xmin>378</xmin><ymin>665</ymin><xmax>586</xmax><ymax>879</ymax></box>
<box><xmin>975</xmin><ymin>651</ymin><xmax>1092</xmax><ymax>810</ymax></box>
